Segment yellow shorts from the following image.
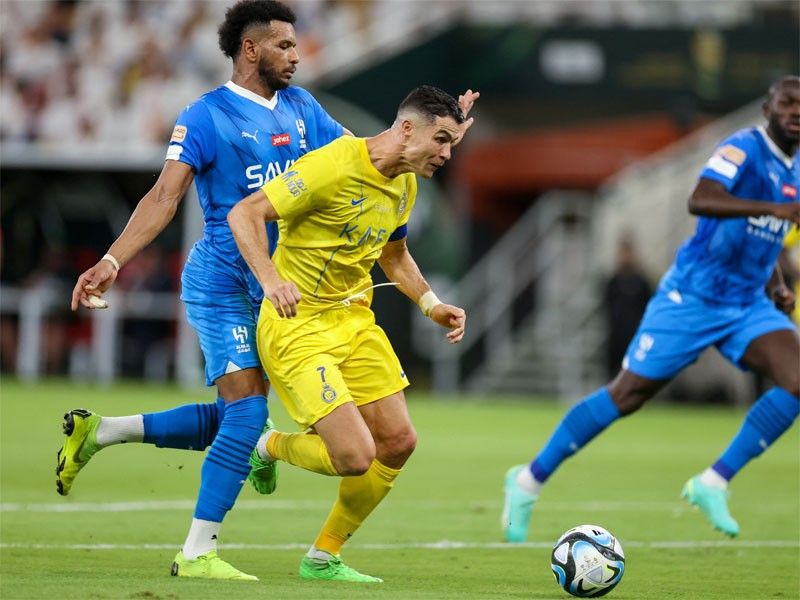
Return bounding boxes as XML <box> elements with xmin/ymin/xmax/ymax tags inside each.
<box><xmin>257</xmin><ymin>301</ymin><xmax>409</xmax><ymax>430</ymax></box>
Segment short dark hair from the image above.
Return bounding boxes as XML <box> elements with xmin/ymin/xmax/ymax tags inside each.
<box><xmin>767</xmin><ymin>75</ymin><xmax>800</xmax><ymax>102</ymax></box>
<box><xmin>218</xmin><ymin>0</ymin><xmax>296</xmax><ymax>59</ymax></box>
<box><xmin>397</xmin><ymin>85</ymin><xmax>465</xmax><ymax>125</ymax></box>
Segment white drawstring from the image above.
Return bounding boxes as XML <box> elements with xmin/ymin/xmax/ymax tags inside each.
<box><xmin>340</xmin><ymin>282</ymin><xmax>399</xmax><ymax>306</ymax></box>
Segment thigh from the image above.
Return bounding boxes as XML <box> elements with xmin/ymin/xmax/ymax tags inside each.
<box><xmin>257</xmin><ymin>308</ymin><xmax>354</xmax><ymax>430</ymax></box>
<box><xmin>741</xmin><ymin>328</ymin><xmax>800</xmax><ymax>395</ymax></box>
<box><xmin>718</xmin><ymin>295</ymin><xmax>798</xmax><ymax>374</ymax></box>
<box><xmin>340</xmin><ymin>307</ymin><xmax>410</xmax><ymax>405</ymax></box>
<box><xmin>623</xmin><ymin>290</ymin><xmax>731</xmax><ymax>380</ymax></box>
<box><xmin>357</xmin><ymin>391</ymin><xmax>413</xmax><ymax>443</ymax></box>
<box><xmin>182</xmin><ymin>264</ymin><xmax>262</xmax><ymax>387</ymax></box>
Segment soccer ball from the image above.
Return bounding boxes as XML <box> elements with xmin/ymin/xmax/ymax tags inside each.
<box><xmin>550</xmin><ymin>524</ymin><xmax>625</xmax><ymax>597</ymax></box>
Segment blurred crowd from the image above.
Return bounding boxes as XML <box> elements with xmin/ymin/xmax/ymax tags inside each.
<box><xmin>0</xmin><ymin>0</ymin><xmax>378</xmax><ymax>149</ymax></box>
<box><xmin>1</xmin><ymin>0</ymin><xmax>787</xmax><ymax>150</ymax></box>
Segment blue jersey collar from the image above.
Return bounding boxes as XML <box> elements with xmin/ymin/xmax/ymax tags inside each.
<box><xmin>224</xmin><ymin>80</ymin><xmax>279</xmax><ymax>111</ymax></box>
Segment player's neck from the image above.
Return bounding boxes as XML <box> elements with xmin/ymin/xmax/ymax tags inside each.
<box><xmin>765</xmin><ymin>124</ymin><xmax>797</xmax><ymax>157</ymax></box>
<box><xmin>230</xmin><ymin>71</ymin><xmax>276</xmax><ymax>101</ymax></box>
<box><xmin>366</xmin><ymin>130</ymin><xmax>410</xmax><ymax>179</ymax></box>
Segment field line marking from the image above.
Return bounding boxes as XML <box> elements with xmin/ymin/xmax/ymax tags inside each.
<box><xmin>0</xmin><ymin>540</ymin><xmax>797</xmax><ymax>551</ymax></box>
<box><xmin>2</xmin><ymin>499</ymin><xmax>797</xmax><ymax>513</ymax></box>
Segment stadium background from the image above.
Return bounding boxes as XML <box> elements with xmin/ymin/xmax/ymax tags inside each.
<box><xmin>2</xmin><ymin>0</ymin><xmax>799</xmax><ymax>402</ymax></box>
<box><xmin>1</xmin><ymin>2</ymin><xmax>799</xmax><ymax>599</ymax></box>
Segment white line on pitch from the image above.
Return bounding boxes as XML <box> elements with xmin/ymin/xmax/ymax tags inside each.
<box><xmin>2</xmin><ymin>499</ymin><xmax>796</xmax><ymax>513</ymax></box>
<box><xmin>0</xmin><ymin>540</ymin><xmax>797</xmax><ymax>551</ymax></box>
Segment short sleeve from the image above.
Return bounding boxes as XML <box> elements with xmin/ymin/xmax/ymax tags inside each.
<box><xmin>165</xmin><ymin>101</ymin><xmax>216</xmax><ymax>172</ymax></box>
<box><xmin>699</xmin><ymin>132</ymin><xmax>755</xmax><ymax>191</ymax></box>
<box><xmin>261</xmin><ymin>145</ymin><xmax>339</xmax><ymax>220</ymax></box>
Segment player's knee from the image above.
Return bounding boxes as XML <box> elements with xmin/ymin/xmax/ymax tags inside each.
<box><xmin>332</xmin><ymin>444</ymin><xmax>376</xmax><ymax>476</ymax></box>
<box><xmin>378</xmin><ymin>425</ymin><xmax>417</xmax><ymax>466</ymax></box>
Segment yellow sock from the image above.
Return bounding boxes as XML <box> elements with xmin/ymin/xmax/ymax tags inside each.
<box><xmin>266</xmin><ymin>431</ymin><xmax>338</xmax><ymax>476</ymax></box>
<box><xmin>314</xmin><ymin>459</ymin><xmax>401</xmax><ymax>555</ymax></box>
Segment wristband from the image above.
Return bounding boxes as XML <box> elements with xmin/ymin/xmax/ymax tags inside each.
<box><xmin>418</xmin><ymin>290</ymin><xmax>442</xmax><ymax>317</ymax></box>
<box><xmin>101</xmin><ymin>253</ymin><xmax>120</xmax><ymax>271</ymax></box>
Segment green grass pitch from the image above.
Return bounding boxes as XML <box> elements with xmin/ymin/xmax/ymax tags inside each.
<box><xmin>1</xmin><ymin>379</ymin><xmax>798</xmax><ymax>599</ymax></box>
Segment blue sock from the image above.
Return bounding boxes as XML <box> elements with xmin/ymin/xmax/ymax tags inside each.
<box><xmin>531</xmin><ymin>388</ymin><xmax>621</xmax><ymax>483</ymax></box>
<box><xmin>712</xmin><ymin>387</ymin><xmax>799</xmax><ymax>481</ymax></box>
<box><xmin>194</xmin><ymin>395</ymin><xmax>267</xmax><ymax>522</ymax></box>
<box><xmin>142</xmin><ymin>398</ymin><xmax>225</xmax><ymax>451</ymax></box>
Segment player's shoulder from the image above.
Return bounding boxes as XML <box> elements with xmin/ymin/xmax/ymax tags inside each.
<box><xmin>177</xmin><ymin>87</ymin><xmax>224</xmax><ymax>119</ymax></box>
<box><xmin>280</xmin><ymin>85</ymin><xmax>322</xmax><ymax>108</ymax></box>
<box><xmin>708</xmin><ymin>126</ymin><xmax>763</xmax><ymax>169</ymax></box>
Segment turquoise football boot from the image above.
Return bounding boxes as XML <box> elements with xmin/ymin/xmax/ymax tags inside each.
<box><xmin>502</xmin><ymin>465</ymin><xmax>538</xmax><ymax>543</ymax></box>
<box><xmin>681</xmin><ymin>475</ymin><xmax>740</xmax><ymax>537</ymax></box>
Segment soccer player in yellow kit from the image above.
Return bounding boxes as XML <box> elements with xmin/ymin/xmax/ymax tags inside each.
<box><xmin>228</xmin><ymin>85</ymin><xmax>478</xmax><ymax>582</ymax></box>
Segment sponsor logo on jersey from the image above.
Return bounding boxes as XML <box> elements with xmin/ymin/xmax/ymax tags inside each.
<box><xmin>165</xmin><ymin>144</ymin><xmax>183</xmax><ymax>161</ymax></box>
<box><xmin>170</xmin><ymin>125</ymin><xmax>187</xmax><ymax>142</ymax></box>
<box><xmin>716</xmin><ymin>144</ymin><xmax>746</xmax><ymax>166</ymax></box>
<box><xmin>241</xmin><ymin>129</ymin><xmax>260</xmax><ymax>144</ymax></box>
<box><xmin>280</xmin><ymin>169</ymin><xmax>306</xmax><ymax>198</ymax></box>
<box><xmin>746</xmin><ymin>214</ymin><xmax>792</xmax><ymax>243</ymax></box>
<box><xmin>782</xmin><ymin>184</ymin><xmax>797</xmax><ymax>198</ymax></box>
<box><xmin>272</xmin><ymin>133</ymin><xmax>291</xmax><ymax>146</ymax></box>
<box><xmin>245</xmin><ymin>159</ymin><xmax>296</xmax><ymax>189</ymax></box>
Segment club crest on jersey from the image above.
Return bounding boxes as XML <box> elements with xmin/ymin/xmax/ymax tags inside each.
<box><xmin>272</xmin><ymin>133</ymin><xmax>290</xmax><ymax>146</ymax></box>
<box><xmin>398</xmin><ymin>191</ymin><xmax>408</xmax><ymax>215</ymax></box>
<box><xmin>296</xmin><ymin>119</ymin><xmax>307</xmax><ymax>150</ymax></box>
<box><xmin>321</xmin><ymin>383</ymin><xmax>338</xmax><ymax>403</ymax></box>
<box><xmin>782</xmin><ymin>184</ymin><xmax>797</xmax><ymax>198</ymax></box>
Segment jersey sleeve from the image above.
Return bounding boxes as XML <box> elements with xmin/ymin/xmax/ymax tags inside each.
<box><xmin>164</xmin><ymin>101</ymin><xmax>216</xmax><ymax>172</ymax></box>
<box><xmin>397</xmin><ymin>175</ymin><xmax>417</xmax><ymax>228</ymax></box>
<box><xmin>698</xmin><ymin>131</ymin><xmax>756</xmax><ymax>191</ymax></box>
<box><xmin>261</xmin><ymin>145</ymin><xmax>340</xmax><ymax>220</ymax></box>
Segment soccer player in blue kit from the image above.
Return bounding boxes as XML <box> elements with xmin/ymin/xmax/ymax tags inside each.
<box><xmin>59</xmin><ymin>0</ymin><xmax>347</xmax><ymax>580</ymax></box>
<box><xmin>503</xmin><ymin>75</ymin><xmax>800</xmax><ymax>542</ymax></box>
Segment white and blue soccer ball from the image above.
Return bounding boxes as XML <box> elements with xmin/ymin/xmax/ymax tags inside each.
<box><xmin>550</xmin><ymin>524</ymin><xmax>625</xmax><ymax>597</ymax></box>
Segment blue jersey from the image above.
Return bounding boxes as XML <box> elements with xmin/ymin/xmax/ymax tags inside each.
<box><xmin>166</xmin><ymin>81</ymin><xmax>343</xmax><ymax>259</ymax></box>
<box><xmin>661</xmin><ymin>126</ymin><xmax>799</xmax><ymax>304</ymax></box>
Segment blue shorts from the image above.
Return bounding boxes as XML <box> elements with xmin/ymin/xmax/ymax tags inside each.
<box><xmin>623</xmin><ymin>287</ymin><xmax>796</xmax><ymax>380</ymax></box>
<box><xmin>181</xmin><ymin>241</ymin><xmax>265</xmax><ymax>386</ymax></box>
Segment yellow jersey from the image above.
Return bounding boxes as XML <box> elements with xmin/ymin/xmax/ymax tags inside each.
<box><xmin>261</xmin><ymin>136</ymin><xmax>417</xmax><ymax>311</ymax></box>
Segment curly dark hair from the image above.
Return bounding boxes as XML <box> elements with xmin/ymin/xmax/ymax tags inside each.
<box><xmin>397</xmin><ymin>85</ymin><xmax>465</xmax><ymax>124</ymax></box>
<box><xmin>218</xmin><ymin>0</ymin><xmax>296</xmax><ymax>59</ymax></box>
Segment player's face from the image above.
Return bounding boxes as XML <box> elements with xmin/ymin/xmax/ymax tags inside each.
<box><xmin>765</xmin><ymin>82</ymin><xmax>800</xmax><ymax>146</ymax></box>
<box><xmin>256</xmin><ymin>21</ymin><xmax>299</xmax><ymax>91</ymax></box>
<box><xmin>404</xmin><ymin>116</ymin><xmax>462</xmax><ymax>178</ymax></box>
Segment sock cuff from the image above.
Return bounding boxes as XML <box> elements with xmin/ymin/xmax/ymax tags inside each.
<box><xmin>372</xmin><ymin>459</ymin><xmax>402</xmax><ymax>482</ymax></box>
<box><xmin>766</xmin><ymin>387</ymin><xmax>800</xmax><ymax>420</ymax></box>
<box><xmin>586</xmin><ymin>387</ymin><xmax>620</xmax><ymax>426</ymax></box>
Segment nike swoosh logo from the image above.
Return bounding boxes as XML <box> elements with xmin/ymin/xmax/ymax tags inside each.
<box><xmin>351</xmin><ymin>197</ymin><xmax>367</xmax><ymax>206</ymax></box>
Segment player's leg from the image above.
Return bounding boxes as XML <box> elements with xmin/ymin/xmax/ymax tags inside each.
<box><xmin>503</xmin><ymin>371</ymin><xmax>666</xmax><ymax>542</ymax></box>
<box><xmin>684</xmin><ymin>323</ymin><xmax>799</xmax><ymax>537</ymax></box>
<box><xmin>504</xmin><ymin>289</ymin><xmax>710</xmax><ymax>542</ymax></box>
<box><xmin>173</xmin><ymin>367</ymin><xmax>266</xmax><ymax>581</ymax></box>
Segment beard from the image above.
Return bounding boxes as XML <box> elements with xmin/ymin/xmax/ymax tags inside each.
<box><xmin>258</xmin><ymin>57</ymin><xmax>290</xmax><ymax>92</ymax></box>
<box><xmin>769</xmin><ymin>113</ymin><xmax>799</xmax><ymax>145</ymax></box>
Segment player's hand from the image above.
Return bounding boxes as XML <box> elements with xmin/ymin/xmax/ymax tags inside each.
<box><xmin>453</xmin><ymin>89</ymin><xmax>480</xmax><ymax>147</ymax></box>
<box><xmin>772</xmin><ymin>202</ymin><xmax>800</xmax><ymax>225</ymax></box>
<box><xmin>457</xmin><ymin>89</ymin><xmax>480</xmax><ymax>119</ymax></box>
<box><xmin>770</xmin><ymin>284</ymin><xmax>796</xmax><ymax>315</ymax></box>
<box><xmin>71</xmin><ymin>260</ymin><xmax>119</xmax><ymax>311</ymax></box>
<box><xmin>430</xmin><ymin>303</ymin><xmax>466</xmax><ymax>344</ymax></box>
<box><xmin>264</xmin><ymin>271</ymin><xmax>301</xmax><ymax>318</ymax></box>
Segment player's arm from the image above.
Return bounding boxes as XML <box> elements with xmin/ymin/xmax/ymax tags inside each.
<box><xmin>766</xmin><ymin>261</ymin><xmax>796</xmax><ymax>315</ymax></box>
<box><xmin>70</xmin><ymin>160</ymin><xmax>195</xmax><ymax>310</ymax></box>
<box><xmin>689</xmin><ymin>179</ymin><xmax>800</xmax><ymax>223</ymax></box>
<box><xmin>378</xmin><ymin>237</ymin><xmax>466</xmax><ymax>344</ymax></box>
<box><xmin>227</xmin><ymin>190</ymin><xmax>301</xmax><ymax>318</ymax></box>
